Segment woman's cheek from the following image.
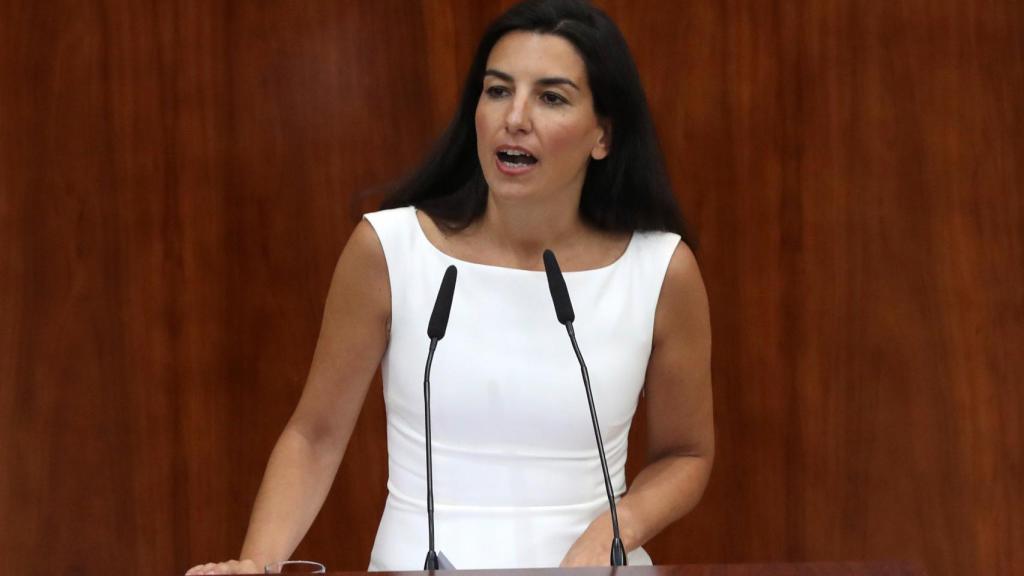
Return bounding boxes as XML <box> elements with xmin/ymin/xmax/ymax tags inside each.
<box><xmin>542</xmin><ymin>122</ymin><xmax>575</xmax><ymax>154</ymax></box>
<box><xmin>546</xmin><ymin>121</ymin><xmax>595</xmax><ymax>160</ymax></box>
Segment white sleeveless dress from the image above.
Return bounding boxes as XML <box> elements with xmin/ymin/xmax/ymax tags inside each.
<box><xmin>362</xmin><ymin>207</ymin><xmax>680</xmax><ymax>570</ymax></box>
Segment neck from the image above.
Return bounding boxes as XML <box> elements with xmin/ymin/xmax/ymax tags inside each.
<box><xmin>474</xmin><ymin>193</ymin><xmax>587</xmax><ymax>270</ymax></box>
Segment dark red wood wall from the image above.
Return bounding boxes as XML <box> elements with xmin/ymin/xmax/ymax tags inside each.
<box><xmin>1</xmin><ymin>2</ymin><xmax>1020</xmax><ymax>576</ymax></box>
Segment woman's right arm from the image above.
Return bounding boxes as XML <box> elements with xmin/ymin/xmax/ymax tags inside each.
<box><xmin>186</xmin><ymin>220</ymin><xmax>391</xmax><ymax>575</ymax></box>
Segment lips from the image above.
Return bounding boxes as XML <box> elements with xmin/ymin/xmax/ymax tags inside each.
<box><xmin>494</xmin><ymin>145</ymin><xmax>538</xmax><ymax>175</ymax></box>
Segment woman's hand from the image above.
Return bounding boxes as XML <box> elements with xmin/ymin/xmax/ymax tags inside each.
<box><xmin>560</xmin><ymin>532</ymin><xmax>613</xmax><ymax>567</ymax></box>
<box><xmin>560</xmin><ymin>511</ymin><xmax>630</xmax><ymax>567</ymax></box>
<box><xmin>185</xmin><ymin>559</ymin><xmax>260</xmax><ymax>575</ymax></box>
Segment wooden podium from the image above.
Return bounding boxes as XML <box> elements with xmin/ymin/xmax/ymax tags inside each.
<box><xmin>322</xmin><ymin>563</ymin><xmax>924</xmax><ymax>576</ymax></box>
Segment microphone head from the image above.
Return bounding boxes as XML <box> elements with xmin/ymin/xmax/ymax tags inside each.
<box><xmin>542</xmin><ymin>249</ymin><xmax>575</xmax><ymax>324</ymax></box>
<box><xmin>427</xmin><ymin>265</ymin><xmax>458</xmax><ymax>340</ymax></box>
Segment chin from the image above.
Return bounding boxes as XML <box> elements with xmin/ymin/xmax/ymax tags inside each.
<box><xmin>485</xmin><ymin>179</ymin><xmax>544</xmax><ymax>202</ymax></box>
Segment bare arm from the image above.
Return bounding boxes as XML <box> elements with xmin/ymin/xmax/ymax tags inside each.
<box><xmin>187</xmin><ymin>220</ymin><xmax>390</xmax><ymax>574</ymax></box>
<box><xmin>561</xmin><ymin>242</ymin><xmax>714</xmax><ymax>566</ymax></box>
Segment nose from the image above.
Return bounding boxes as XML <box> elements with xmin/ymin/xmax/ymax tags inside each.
<box><xmin>504</xmin><ymin>93</ymin><xmax>532</xmax><ymax>134</ymax></box>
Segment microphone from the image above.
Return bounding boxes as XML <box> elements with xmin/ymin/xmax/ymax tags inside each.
<box><xmin>423</xmin><ymin>265</ymin><xmax>457</xmax><ymax>570</ymax></box>
<box><xmin>428</xmin><ymin>265</ymin><xmax>457</xmax><ymax>340</ymax></box>
<box><xmin>542</xmin><ymin>250</ymin><xmax>628</xmax><ymax>566</ymax></box>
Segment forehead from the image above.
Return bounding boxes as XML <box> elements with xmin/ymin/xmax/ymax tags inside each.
<box><xmin>485</xmin><ymin>31</ymin><xmax>588</xmax><ymax>85</ymax></box>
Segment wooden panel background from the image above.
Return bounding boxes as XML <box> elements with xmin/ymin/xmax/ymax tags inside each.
<box><xmin>1</xmin><ymin>1</ymin><xmax>1020</xmax><ymax>576</ymax></box>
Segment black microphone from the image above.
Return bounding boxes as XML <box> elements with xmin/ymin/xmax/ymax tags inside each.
<box><xmin>423</xmin><ymin>265</ymin><xmax>457</xmax><ymax>570</ymax></box>
<box><xmin>542</xmin><ymin>250</ymin><xmax>628</xmax><ymax>566</ymax></box>
<box><xmin>428</xmin><ymin>265</ymin><xmax>457</xmax><ymax>340</ymax></box>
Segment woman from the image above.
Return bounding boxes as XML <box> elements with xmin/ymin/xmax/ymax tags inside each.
<box><xmin>188</xmin><ymin>0</ymin><xmax>712</xmax><ymax>573</ymax></box>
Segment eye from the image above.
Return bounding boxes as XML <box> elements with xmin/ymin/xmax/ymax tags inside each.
<box><xmin>484</xmin><ymin>85</ymin><xmax>511</xmax><ymax>98</ymax></box>
<box><xmin>540</xmin><ymin>91</ymin><xmax>568</xmax><ymax>106</ymax></box>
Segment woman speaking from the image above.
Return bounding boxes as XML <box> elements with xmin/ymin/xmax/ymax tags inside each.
<box><xmin>188</xmin><ymin>0</ymin><xmax>713</xmax><ymax>572</ymax></box>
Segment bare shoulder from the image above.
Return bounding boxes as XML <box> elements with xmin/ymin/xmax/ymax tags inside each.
<box><xmin>645</xmin><ymin>240</ymin><xmax>713</xmax><ymax>459</ymax></box>
<box><xmin>653</xmin><ymin>241</ymin><xmax>710</xmax><ymax>343</ymax></box>
<box><xmin>344</xmin><ymin>218</ymin><xmax>388</xmax><ymax>275</ymax></box>
<box><xmin>331</xmin><ymin>218</ymin><xmax>390</xmax><ymax>320</ymax></box>
<box><xmin>288</xmin><ymin>219</ymin><xmax>390</xmax><ymax>442</ymax></box>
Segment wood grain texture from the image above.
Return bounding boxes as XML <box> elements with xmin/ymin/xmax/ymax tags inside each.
<box><xmin>0</xmin><ymin>2</ymin><xmax>1019</xmax><ymax>576</ymax></box>
<box><xmin>359</xmin><ymin>562</ymin><xmax>925</xmax><ymax>576</ymax></box>
<box><xmin>599</xmin><ymin>4</ymin><xmax>1023</xmax><ymax>576</ymax></box>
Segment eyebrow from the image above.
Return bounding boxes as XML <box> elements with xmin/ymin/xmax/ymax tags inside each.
<box><xmin>484</xmin><ymin>69</ymin><xmax>581</xmax><ymax>91</ymax></box>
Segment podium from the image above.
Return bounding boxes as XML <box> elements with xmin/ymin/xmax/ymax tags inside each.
<box><xmin>323</xmin><ymin>563</ymin><xmax>925</xmax><ymax>576</ymax></box>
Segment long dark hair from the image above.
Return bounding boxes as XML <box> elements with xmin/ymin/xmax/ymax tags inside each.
<box><xmin>382</xmin><ymin>0</ymin><xmax>694</xmax><ymax>247</ymax></box>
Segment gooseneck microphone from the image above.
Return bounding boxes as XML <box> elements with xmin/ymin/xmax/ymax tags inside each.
<box><xmin>542</xmin><ymin>250</ymin><xmax>628</xmax><ymax>566</ymax></box>
<box><xmin>423</xmin><ymin>265</ymin><xmax>457</xmax><ymax>570</ymax></box>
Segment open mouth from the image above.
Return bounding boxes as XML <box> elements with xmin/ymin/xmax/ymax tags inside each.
<box><xmin>496</xmin><ymin>149</ymin><xmax>538</xmax><ymax>167</ymax></box>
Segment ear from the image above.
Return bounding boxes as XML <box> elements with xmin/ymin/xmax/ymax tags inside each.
<box><xmin>591</xmin><ymin>119</ymin><xmax>612</xmax><ymax>160</ymax></box>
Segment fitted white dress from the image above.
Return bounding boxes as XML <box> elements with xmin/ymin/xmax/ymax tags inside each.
<box><xmin>362</xmin><ymin>207</ymin><xmax>680</xmax><ymax>570</ymax></box>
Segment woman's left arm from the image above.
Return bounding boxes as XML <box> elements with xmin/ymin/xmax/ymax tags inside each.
<box><xmin>562</xmin><ymin>242</ymin><xmax>714</xmax><ymax>566</ymax></box>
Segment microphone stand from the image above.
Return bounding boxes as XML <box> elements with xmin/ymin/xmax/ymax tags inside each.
<box><xmin>423</xmin><ymin>266</ymin><xmax>457</xmax><ymax>570</ymax></box>
<box><xmin>542</xmin><ymin>249</ymin><xmax>627</xmax><ymax>566</ymax></box>
<box><xmin>564</xmin><ymin>321</ymin><xmax>627</xmax><ymax>566</ymax></box>
<box><xmin>424</xmin><ymin>338</ymin><xmax>440</xmax><ymax>570</ymax></box>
